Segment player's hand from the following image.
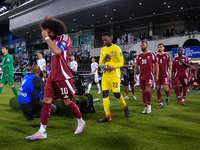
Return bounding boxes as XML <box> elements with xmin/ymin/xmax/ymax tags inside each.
<box><xmin>105</xmin><ymin>65</ymin><xmax>114</xmax><ymax>71</ymax></box>
<box><xmin>180</xmin><ymin>59</ymin><xmax>184</xmax><ymax>63</ymax></box>
<box><xmin>103</xmin><ymin>54</ymin><xmax>111</xmax><ymax>61</ymax></box>
<box><xmin>154</xmin><ymin>76</ymin><xmax>158</xmax><ymax>82</ymax></box>
<box><xmin>168</xmin><ymin>71</ymin><xmax>172</xmax><ymax>79</ymax></box>
<box><xmin>125</xmin><ymin>64</ymin><xmax>128</xmax><ymax>67</ymax></box>
<box><xmin>41</xmin><ymin>29</ymin><xmax>49</xmax><ymax>39</ymax></box>
<box><xmin>134</xmin><ymin>75</ymin><xmax>137</xmax><ymax>83</ymax></box>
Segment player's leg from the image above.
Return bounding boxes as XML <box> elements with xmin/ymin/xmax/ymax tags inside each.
<box><xmin>140</xmin><ymin>80</ymin><xmax>148</xmax><ymax>113</ymax></box>
<box><xmin>99</xmin><ymin>77</ymin><xmax>112</xmax><ymax>122</ymax></box>
<box><xmin>63</xmin><ymin>98</ymin><xmax>85</xmax><ymax>134</ymax></box>
<box><xmin>86</xmin><ymin>82</ymin><xmax>92</xmax><ymax>93</ymax></box>
<box><xmin>95</xmin><ymin>74</ymin><xmax>101</xmax><ymax>94</ymax></box>
<box><xmin>130</xmin><ymin>74</ymin><xmax>136</xmax><ymax>100</ymax></box>
<box><xmin>181</xmin><ymin>78</ymin><xmax>188</xmax><ymax>105</ymax></box>
<box><xmin>144</xmin><ymin>79</ymin><xmax>152</xmax><ymax>114</ymax></box>
<box><xmin>7</xmin><ymin>77</ymin><xmax>18</xmax><ymax>96</ymax></box>
<box><xmin>174</xmin><ymin>77</ymin><xmax>181</xmax><ymax>103</ymax></box>
<box><xmin>163</xmin><ymin>77</ymin><xmax>170</xmax><ymax>105</ymax></box>
<box><xmin>0</xmin><ymin>76</ymin><xmax>6</xmax><ymax>94</ymax></box>
<box><xmin>156</xmin><ymin>77</ymin><xmax>163</xmax><ymax>109</ymax></box>
<box><xmin>190</xmin><ymin>78</ymin><xmax>194</xmax><ymax>90</ymax></box>
<box><xmin>124</xmin><ymin>75</ymin><xmax>129</xmax><ymax>100</ymax></box>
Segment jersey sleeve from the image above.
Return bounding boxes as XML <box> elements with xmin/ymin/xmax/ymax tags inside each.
<box><xmin>152</xmin><ymin>52</ymin><xmax>158</xmax><ymax>64</ymax></box>
<box><xmin>113</xmin><ymin>47</ymin><xmax>124</xmax><ymax>68</ymax></box>
<box><xmin>95</xmin><ymin>62</ymin><xmax>98</xmax><ymax>68</ymax></box>
<box><xmin>167</xmin><ymin>53</ymin><xmax>171</xmax><ymax>62</ymax></box>
<box><xmin>43</xmin><ymin>59</ymin><xmax>46</xmax><ymax>66</ymax></box>
<box><xmin>135</xmin><ymin>55</ymin><xmax>139</xmax><ymax>65</ymax></box>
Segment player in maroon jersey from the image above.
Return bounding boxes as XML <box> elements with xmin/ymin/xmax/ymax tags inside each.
<box><xmin>134</xmin><ymin>41</ymin><xmax>159</xmax><ymax>114</ymax></box>
<box><xmin>188</xmin><ymin>63</ymin><xmax>196</xmax><ymax>91</ymax></box>
<box><xmin>156</xmin><ymin>44</ymin><xmax>172</xmax><ymax>109</ymax></box>
<box><xmin>172</xmin><ymin>47</ymin><xmax>190</xmax><ymax>105</ymax></box>
<box><xmin>26</xmin><ymin>16</ymin><xmax>85</xmax><ymax>140</ymax></box>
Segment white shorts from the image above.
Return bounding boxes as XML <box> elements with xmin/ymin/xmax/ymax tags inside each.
<box><xmin>94</xmin><ymin>74</ymin><xmax>99</xmax><ymax>83</ymax></box>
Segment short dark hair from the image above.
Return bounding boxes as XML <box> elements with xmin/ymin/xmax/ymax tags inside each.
<box><xmin>102</xmin><ymin>32</ymin><xmax>111</xmax><ymax>37</ymax></box>
<box><xmin>142</xmin><ymin>41</ymin><xmax>148</xmax><ymax>45</ymax></box>
<box><xmin>38</xmin><ymin>52</ymin><xmax>44</xmax><ymax>55</ymax></box>
<box><xmin>158</xmin><ymin>43</ymin><xmax>165</xmax><ymax>47</ymax></box>
<box><xmin>91</xmin><ymin>57</ymin><xmax>95</xmax><ymax>59</ymax></box>
<box><xmin>3</xmin><ymin>46</ymin><xmax>9</xmax><ymax>51</ymax></box>
<box><xmin>39</xmin><ymin>16</ymin><xmax>67</xmax><ymax>36</ymax></box>
<box><xmin>178</xmin><ymin>47</ymin><xmax>182</xmax><ymax>51</ymax></box>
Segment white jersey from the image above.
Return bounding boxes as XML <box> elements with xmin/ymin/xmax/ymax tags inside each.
<box><xmin>37</xmin><ymin>58</ymin><xmax>46</xmax><ymax>71</ymax></box>
<box><xmin>70</xmin><ymin>61</ymin><xmax>78</xmax><ymax>72</ymax></box>
<box><xmin>91</xmin><ymin>62</ymin><xmax>98</xmax><ymax>75</ymax></box>
<box><xmin>91</xmin><ymin>62</ymin><xmax>99</xmax><ymax>82</ymax></box>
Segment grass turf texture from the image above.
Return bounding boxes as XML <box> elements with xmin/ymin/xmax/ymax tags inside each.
<box><xmin>0</xmin><ymin>83</ymin><xmax>200</xmax><ymax>150</ymax></box>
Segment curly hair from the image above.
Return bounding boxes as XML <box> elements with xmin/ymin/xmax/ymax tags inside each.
<box><xmin>39</xmin><ymin>16</ymin><xmax>67</xmax><ymax>35</ymax></box>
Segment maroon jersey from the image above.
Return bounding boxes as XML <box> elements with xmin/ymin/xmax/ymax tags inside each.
<box><xmin>136</xmin><ymin>51</ymin><xmax>158</xmax><ymax>80</ymax></box>
<box><xmin>157</xmin><ymin>53</ymin><xmax>171</xmax><ymax>78</ymax></box>
<box><xmin>189</xmin><ymin>65</ymin><xmax>196</xmax><ymax>78</ymax></box>
<box><xmin>172</xmin><ymin>56</ymin><xmax>190</xmax><ymax>78</ymax></box>
<box><xmin>48</xmin><ymin>34</ymin><xmax>73</xmax><ymax>81</ymax></box>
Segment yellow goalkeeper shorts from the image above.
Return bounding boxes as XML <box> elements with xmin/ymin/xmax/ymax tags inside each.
<box><xmin>101</xmin><ymin>76</ymin><xmax>120</xmax><ymax>93</ymax></box>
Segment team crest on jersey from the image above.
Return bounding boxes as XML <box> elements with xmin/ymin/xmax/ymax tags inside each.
<box><xmin>7</xmin><ymin>59</ymin><xmax>10</xmax><ymax>61</ymax></box>
<box><xmin>113</xmin><ymin>54</ymin><xmax>116</xmax><ymax>57</ymax></box>
<box><xmin>120</xmin><ymin>53</ymin><xmax>123</xmax><ymax>57</ymax></box>
<box><xmin>110</xmin><ymin>50</ymin><xmax>114</xmax><ymax>54</ymax></box>
<box><xmin>147</xmin><ymin>56</ymin><xmax>150</xmax><ymax>59</ymax></box>
<box><xmin>163</xmin><ymin>56</ymin><xmax>166</xmax><ymax>59</ymax></box>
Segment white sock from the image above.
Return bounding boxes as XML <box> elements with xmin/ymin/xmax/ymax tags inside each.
<box><xmin>160</xmin><ymin>102</ymin><xmax>163</xmax><ymax>105</ymax></box>
<box><xmin>182</xmin><ymin>99</ymin><xmax>185</xmax><ymax>102</ymax></box>
<box><xmin>128</xmin><ymin>84</ymin><xmax>131</xmax><ymax>90</ymax></box>
<box><xmin>77</xmin><ymin>118</ymin><xmax>85</xmax><ymax>125</ymax></box>
<box><xmin>147</xmin><ymin>105</ymin><xmax>151</xmax><ymax>108</ymax></box>
<box><xmin>166</xmin><ymin>97</ymin><xmax>169</xmax><ymax>99</ymax></box>
<box><xmin>97</xmin><ymin>83</ymin><xmax>101</xmax><ymax>92</ymax></box>
<box><xmin>39</xmin><ymin>123</ymin><xmax>47</xmax><ymax>134</ymax></box>
<box><xmin>88</xmin><ymin>84</ymin><xmax>92</xmax><ymax>93</ymax></box>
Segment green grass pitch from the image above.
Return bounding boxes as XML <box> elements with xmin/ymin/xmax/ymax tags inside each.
<box><xmin>0</xmin><ymin>83</ymin><xmax>200</xmax><ymax>150</ymax></box>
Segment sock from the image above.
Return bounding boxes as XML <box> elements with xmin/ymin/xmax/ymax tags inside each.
<box><xmin>87</xmin><ymin>84</ymin><xmax>92</xmax><ymax>93</ymax></box>
<box><xmin>103</xmin><ymin>97</ymin><xmax>110</xmax><ymax>115</ymax></box>
<box><xmin>147</xmin><ymin>105</ymin><xmax>151</xmax><ymax>109</ymax></box>
<box><xmin>165</xmin><ymin>90</ymin><xmax>170</xmax><ymax>97</ymax></box>
<box><xmin>97</xmin><ymin>83</ymin><xmax>101</xmax><ymax>92</ymax></box>
<box><xmin>77</xmin><ymin>118</ymin><xmax>85</xmax><ymax>125</ymax></box>
<box><xmin>182</xmin><ymin>99</ymin><xmax>185</xmax><ymax>102</ymax></box>
<box><xmin>191</xmin><ymin>80</ymin><xmax>194</xmax><ymax>88</ymax></box>
<box><xmin>39</xmin><ymin>123</ymin><xmax>47</xmax><ymax>134</ymax></box>
<box><xmin>147</xmin><ymin>91</ymin><xmax>152</xmax><ymax>105</ymax></box>
<box><xmin>142</xmin><ymin>92</ymin><xmax>147</xmax><ymax>107</ymax></box>
<box><xmin>0</xmin><ymin>87</ymin><xmax>2</xmax><ymax>94</ymax></box>
<box><xmin>157</xmin><ymin>90</ymin><xmax>162</xmax><ymax>103</ymax></box>
<box><xmin>117</xmin><ymin>95</ymin><xmax>127</xmax><ymax>108</ymax></box>
<box><xmin>160</xmin><ymin>102</ymin><xmax>163</xmax><ymax>105</ymax></box>
<box><xmin>40</xmin><ymin>102</ymin><xmax>51</xmax><ymax>125</ymax></box>
<box><xmin>67</xmin><ymin>102</ymin><xmax>82</xmax><ymax>118</ymax></box>
<box><xmin>128</xmin><ymin>84</ymin><xmax>131</xmax><ymax>91</ymax></box>
<box><xmin>183</xmin><ymin>87</ymin><xmax>187</xmax><ymax>99</ymax></box>
<box><xmin>11</xmin><ymin>86</ymin><xmax>18</xmax><ymax>96</ymax></box>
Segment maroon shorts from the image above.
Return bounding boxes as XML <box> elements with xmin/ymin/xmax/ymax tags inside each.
<box><xmin>156</xmin><ymin>76</ymin><xmax>169</xmax><ymax>86</ymax></box>
<box><xmin>44</xmin><ymin>78</ymin><xmax>75</xmax><ymax>100</ymax></box>
<box><xmin>140</xmin><ymin>79</ymin><xmax>153</xmax><ymax>90</ymax></box>
<box><xmin>174</xmin><ymin>77</ymin><xmax>187</xmax><ymax>86</ymax></box>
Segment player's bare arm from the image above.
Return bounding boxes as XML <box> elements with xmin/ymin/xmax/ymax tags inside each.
<box><xmin>134</xmin><ymin>64</ymin><xmax>138</xmax><ymax>83</ymax></box>
<box><xmin>154</xmin><ymin>63</ymin><xmax>159</xmax><ymax>82</ymax></box>
<box><xmin>41</xmin><ymin>30</ymin><xmax>61</xmax><ymax>55</ymax></box>
<box><xmin>168</xmin><ymin>62</ymin><xmax>172</xmax><ymax>79</ymax></box>
<box><xmin>90</xmin><ymin>68</ymin><xmax>97</xmax><ymax>74</ymax></box>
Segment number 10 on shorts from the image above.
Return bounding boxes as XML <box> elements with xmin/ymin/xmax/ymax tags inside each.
<box><xmin>60</xmin><ymin>87</ymin><xmax>68</xmax><ymax>95</ymax></box>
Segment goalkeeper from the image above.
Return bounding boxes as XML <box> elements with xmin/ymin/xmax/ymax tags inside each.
<box><xmin>0</xmin><ymin>46</ymin><xmax>18</xmax><ymax>96</ymax></box>
<box><xmin>98</xmin><ymin>32</ymin><xmax>129</xmax><ymax>123</ymax></box>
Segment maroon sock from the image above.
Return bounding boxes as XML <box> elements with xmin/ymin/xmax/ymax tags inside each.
<box><xmin>157</xmin><ymin>90</ymin><xmax>162</xmax><ymax>103</ymax></box>
<box><xmin>67</xmin><ymin>102</ymin><xmax>82</xmax><ymax>119</ymax></box>
<box><xmin>188</xmin><ymin>82</ymin><xmax>190</xmax><ymax>88</ymax></box>
<box><xmin>40</xmin><ymin>102</ymin><xmax>51</xmax><ymax>125</ymax></box>
<box><xmin>183</xmin><ymin>87</ymin><xmax>187</xmax><ymax>99</ymax></box>
<box><xmin>165</xmin><ymin>90</ymin><xmax>170</xmax><ymax>97</ymax></box>
<box><xmin>142</xmin><ymin>92</ymin><xmax>147</xmax><ymax>107</ymax></box>
<box><xmin>147</xmin><ymin>91</ymin><xmax>152</xmax><ymax>105</ymax></box>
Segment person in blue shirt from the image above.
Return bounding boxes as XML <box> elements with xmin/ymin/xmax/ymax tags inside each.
<box><xmin>18</xmin><ymin>65</ymin><xmax>57</xmax><ymax>121</ymax></box>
